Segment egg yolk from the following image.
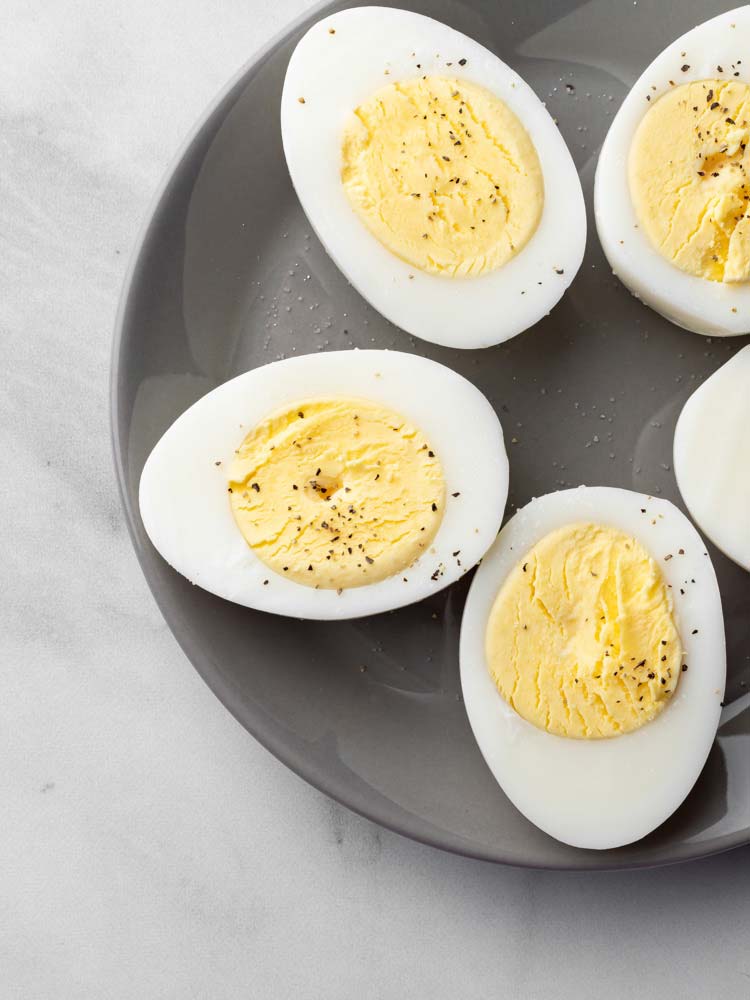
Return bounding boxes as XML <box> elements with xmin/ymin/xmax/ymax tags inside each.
<box><xmin>341</xmin><ymin>76</ymin><xmax>544</xmax><ymax>278</ymax></box>
<box><xmin>227</xmin><ymin>398</ymin><xmax>445</xmax><ymax>589</ymax></box>
<box><xmin>629</xmin><ymin>79</ymin><xmax>750</xmax><ymax>282</ymax></box>
<box><xmin>485</xmin><ymin>523</ymin><xmax>682</xmax><ymax>739</ymax></box>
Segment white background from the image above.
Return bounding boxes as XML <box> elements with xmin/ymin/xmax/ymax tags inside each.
<box><xmin>2</xmin><ymin>1</ymin><xmax>749</xmax><ymax>996</ymax></box>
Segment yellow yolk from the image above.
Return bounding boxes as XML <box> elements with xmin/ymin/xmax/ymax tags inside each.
<box><xmin>485</xmin><ymin>523</ymin><xmax>683</xmax><ymax>739</ymax></box>
<box><xmin>341</xmin><ymin>76</ymin><xmax>544</xmax><ymax>278</ymax></box>
<box><xmin>227</xmin><ymin>398</ymin><xmax>445</xmax><ymax>589</ymax></box>
<box><xmin>629</xmin><ymin>79</ymin><xmax>750</xmax><ymax>282</ymax></box>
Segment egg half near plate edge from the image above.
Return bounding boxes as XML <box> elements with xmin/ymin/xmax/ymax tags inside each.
<box><xmin>459</xmin><ymin>487</ymin><xmax>726</xmax><ymax>850</ymax></box>
<box><xmin>674</xmin><ymin>344</ymin><xmax>750</xmax><ymax>572</ymax></box>
<box><xmin>281</xmin><ymin>6</ymin><xmax>586</xmax><ymax>349</ymax></box>
<box><xmin>596</xmin><ymin>5</ymin><xmax>750</xmax><ymax>337</ymax></box>
<box><xmin>139</xmin><ymin>350</ymin><xmax>509</xmax><ymax>621</ymax></box>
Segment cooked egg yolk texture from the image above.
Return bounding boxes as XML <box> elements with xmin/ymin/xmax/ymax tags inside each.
<box><xmin>629</xmin><ymin>80</ymin><xmax>750</xmax><ymax>282</ymax></box>
<box><xmin>227</xmin><ymin>398</ymin><xmax>445</xmax><ymax>589</ymax></box>
<box><xmin>485</xmin><ymin>523</ymin><xmax>683</xmax><ymax>739</ymax></box>
<box><xmin>341</xmin><ymin>76</ymin><xmax>544</xmax><ymax>278</ymax></box>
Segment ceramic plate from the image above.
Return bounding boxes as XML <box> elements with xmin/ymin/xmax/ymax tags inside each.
<box><xmin>112</xmin><ymin>0</ymin><xmax>750</xmax><ymax>869</ymax></box>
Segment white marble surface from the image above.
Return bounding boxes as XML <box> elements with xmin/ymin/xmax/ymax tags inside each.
<box><xmin>2</xmin><ymin>1</ymin><xmax>749</xmax><ymax>996</ymax></box>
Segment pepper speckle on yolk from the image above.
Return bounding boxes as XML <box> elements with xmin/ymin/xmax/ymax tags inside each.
<box><xmin>227</xmin><ymin>398</ymin><xmax>445</xmax><ymax>589</ymax></box>
<box><xmin>629</xmin><ymin>79</ymin><xmax>750</xmax><ymax>282</ymax></box>
<box><xmin>485</xmin><ymin>523</ymin><xmax>682</xmax><ymax>739</ymax></box>
<box><xmin>341</xmin><ymin>76</ymin><xmax>544</xmax><ymax>278</ymax></box>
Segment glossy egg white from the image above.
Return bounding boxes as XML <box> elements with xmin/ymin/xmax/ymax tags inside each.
<box><xmin>674</xmin><ymin>345</ymin><xmax>750</xmax><ymax>571</ymax></box>
<box><xmin>596</xmin><ymin>6</ymin><xmax>750</xmax><ymax>337</ymax></box>
<box><xmin>281</xmin><ymin>6</ymin><xmax>586</xmax><ymax>349</ymax></box>
<box><xmin>459</xmin><ymin>487</ymin><xmax>725</xmax><ymax>850</ymax></box>
<box><xmin>139</xmin><ymin>350</ymin><xmax>509</xmax><ymax>620</ymax></box>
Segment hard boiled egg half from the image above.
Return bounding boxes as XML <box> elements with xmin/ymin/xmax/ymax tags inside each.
<box><xmin>281</xmin><ymin>6</ymin><xmax>586</xmax><ymax>349</ymax></box>
<box><xmin>460</xmin><ymin>487</ymin><xmax>725</xmax><ymax>849</ymax></box>
<box><xmin>674</xmin><ymin>344</ymin><xmax>750</xmax><ymax>571</ymax></box>
<box><xmin>139</xmin><ymin>350</ymin><xmax>508</xmax><ymax>620</ymax></box>
<box><xmin>596</xmin><ymin>6</ymin><xmax>750</xmax><ymax>336</ymax></box>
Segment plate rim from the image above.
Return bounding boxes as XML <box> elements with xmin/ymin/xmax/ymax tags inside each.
<box><xmin>109</xmin><ymin>0</ymin><xmax>749</xmax><ymax>870</ymax></box>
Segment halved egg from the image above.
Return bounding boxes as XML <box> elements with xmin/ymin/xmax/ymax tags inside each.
<box><xmin>596</xmin><ymin>6</ymin><xmax>750</xmax><ymax>336</ymax></box>
<box><xmin>460</xmin><ymin>487</ymin><xmax>725</xmax><ymax>849</ymax></box>
<box><xmin>674</xmin><ymin>344</ymin><xmax>750</xmax><ymax>571</ymax></box>
<box><xmin>139</xmin><ymin>350</ymin><xmax>508</xmax><ymax>620</ymax></box>
<box><xmin>281</xmin><ymin>6</ymin><xmax>586</xmax><ymax>349</ymax></box>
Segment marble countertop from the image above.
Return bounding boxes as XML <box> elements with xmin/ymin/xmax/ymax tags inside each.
<box><xmin>3</xmin><ymin>1</ymin><xmax>749</xmax><ymax>996</ymax></box>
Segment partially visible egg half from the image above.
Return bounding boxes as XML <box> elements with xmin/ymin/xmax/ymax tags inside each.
<box><xmin>674</xmin><ymin>344</ymin><xmax>750</xmax><ymax>571</ymax></box>
<box><xmin>596</xmin><ymin>6</ymin><xmax>750</xmax><ymax>336</ymax></box>
<box><xmin>281</xmin><ymin>6</ymin><xmax>586</xmax><ymax>349</ymax></box>
<box><xmin>139</xmin><ymin>350</ymin><xmax>508</xmax><ymax>620</ymax></box>
<box><xmin>460</xmin><ymin>487</ymin><xmax>725</xmax><ymax>850</ymax></box>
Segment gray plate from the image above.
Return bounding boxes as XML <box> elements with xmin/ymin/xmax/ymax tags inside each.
<box><xmin>112</xmin><ymin>0</ymin><xmax>750</xmax><ymax>869</ymax></box>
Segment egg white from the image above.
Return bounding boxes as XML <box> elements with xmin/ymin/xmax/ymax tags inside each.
<box><xmin>139</xmin><ymin>350</ymin><xmax>508</xmax><ymax>620</ymax></box>
<box><xmin>595</xmin><ymin>5</ymin><xmax>750</xmax><ymax>336</ymax></box>
<box><xmin>674</xmin><ymin>344</ymin><xmax>750</xmax><ymax>571</ymax></box>
<box><xmin>280</xmin><ymin>6</ymin><xmax>586</xmax><ymax>350</ymax></box>
<box><xmin>459</xmin><ymin>486</ymin><xmax>725</xmax><ymax>850</ymax></box>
